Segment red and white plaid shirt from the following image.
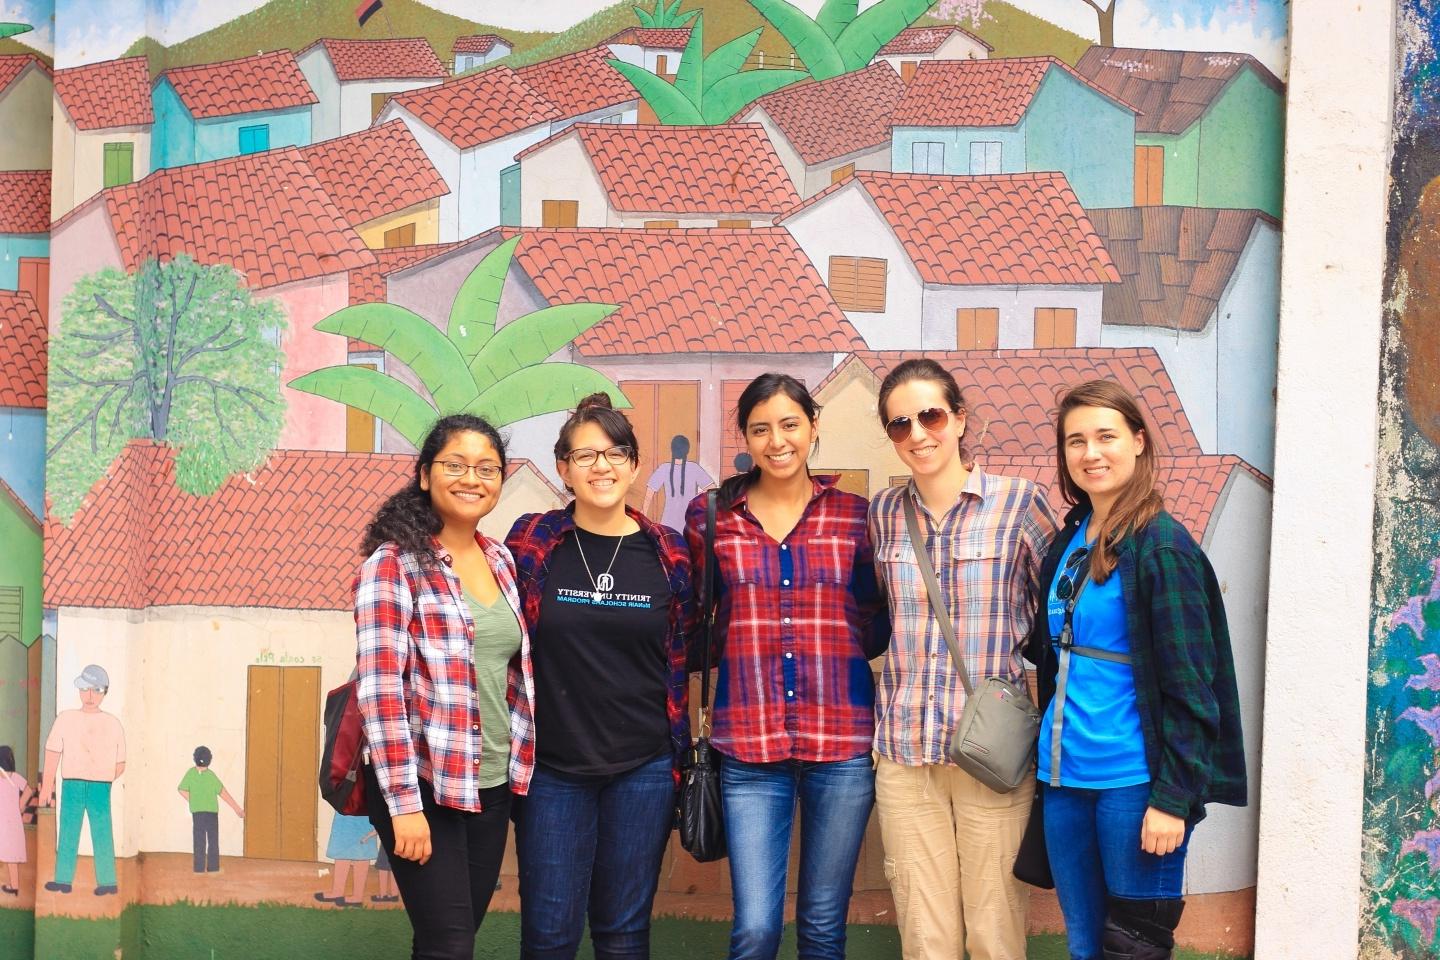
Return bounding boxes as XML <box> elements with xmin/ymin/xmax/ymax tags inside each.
<box><xmin>355</xmin><ymin>534</ymin><xmax>536</xmax><ymax>816</ymax></box>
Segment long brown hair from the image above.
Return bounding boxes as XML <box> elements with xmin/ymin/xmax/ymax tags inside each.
<box><xmin>1054</xmin><ymin>380</ymin><xmax>1163</xmax><ymax>581</ymax></box>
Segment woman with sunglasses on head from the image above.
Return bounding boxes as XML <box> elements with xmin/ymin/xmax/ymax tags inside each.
<box><xmin>867</xmin><ymin>358</ymin><xmax>1056</xmax><ymax>960</ymax></box>
<box><xmin>355</xmin><ymin>414</ymin><xmax>535</xmax><ymax>960</ymax></box>
<box><xmin>506</xmin><ymin>392</ymin><xmax>695</xmax><ymax>960</ymax></box>
<box><xmin>683</xmin><ymin>372</ymin><xmax>889</xmax><ymax>960</ymax></box>
<box><xmin>1026</xmin><ymin>380</ymin><xmax>1245</xmax><ymax>960</ymax></box>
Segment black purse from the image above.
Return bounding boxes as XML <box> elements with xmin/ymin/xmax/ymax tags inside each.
<box><xmin>679</xmin><ymin>490</ymin><xmax>726</xmax><ymax>862</ymax></box>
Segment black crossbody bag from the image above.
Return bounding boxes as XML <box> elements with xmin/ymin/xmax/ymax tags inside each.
<box><xmin>679</xmin><ymin>490</ymin><xmax>726</xmax><ymax>862</ymax></box>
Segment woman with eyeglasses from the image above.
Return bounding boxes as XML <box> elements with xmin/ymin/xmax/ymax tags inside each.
<box><xmin>354</xmin><ymin>414</ymin><xmax>535</xmax><ymax>960</ymax></box>
<box><xmin>506</xmin><ymin>392</ymin><xmax>695</xmax><ymax>960</ymax></box>
<box><xmin>1026</xmin><ymin>380</ymin><xmax>1245</xmax><ymax>960</ymax></box>
<box><xmin>682</xmin><ymin>372</ymin><xmax>889</xmax><ymax>960</ymax></box>
<box><xmin>866</xmin><ymin>358</ymin><xmax>1056</xmax><ymax>960</ymax></box>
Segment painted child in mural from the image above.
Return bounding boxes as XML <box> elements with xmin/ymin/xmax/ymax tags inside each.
<box><xmin>867</xmin><ymin>359</ymin><xmax>1056</xmax><ymax>960</ymax></box>
<box><xmin>1025</xmin><ymin>380</ymin><xmax>1247</xmax><ymax>960</ymax></box>
<box><xmin>361</xmin><ymin>827</ymin><xmax>400</xmax><ymax>904</ymax></box>
<box><xmin>316</xmin><ymin>813</ymin><xmax>376</xmax><ymax>908</ymax></box>
<box><xmin>506</xmin><ymin>393</ymin><xmax>695</xmax><ymax>960</ymax></box>
<box><xmin>0</xmin><ymin>745</ymin><xmax>32</xmax><ymax>895</ymax></box>
<box><xmin>354</xmin><ymin>414</ymin><xmax>535</xmax><ymax>958</ymax></box>
<box><xmin>682</xmin><ymin>373</ymin><xmax>890</xmax><ymax>960</ymax></box>
<box><xmin>642</xmin><ymin>433</ymin><xmax>714</xmax><ymax>530</ymax></box>
<box><xmin>39</xmin><ymin>663</ymin><xmax>126</xmax><ymax>897</ymax></box>
<box><xmin>176</xmin><ymin>746</ymin><xmax>244</xmax><ymax>874</ymax></box>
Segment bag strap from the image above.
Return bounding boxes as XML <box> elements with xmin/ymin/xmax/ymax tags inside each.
<box><xmin>697</xmin><ymin>490</ymin><xmax>719</xmax><ymax>731</ymax></box>
<box><xmin>902</xmin><ymin>493</ymin><xmax>974</xmax><ymax>698</ymax></box>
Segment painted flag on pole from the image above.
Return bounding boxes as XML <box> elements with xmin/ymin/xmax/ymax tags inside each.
<box><xmin>356</xmin><ymin>0</ymin><xmax>383</xmax><ymax>27</ymax></box>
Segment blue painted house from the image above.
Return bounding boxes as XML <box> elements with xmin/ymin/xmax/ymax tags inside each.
<box><xmin>152</xmin><ymin>50</ymin><xmax>317</xmax><ymax>169</ymax></box>
<box><xmin>0</xmin><ymin>170</ymin><xmax>50</xmax><ymax>320</ymax></box>
<box><xmin>891</xmin><ymin>56</ymin><xmax>1136</xmax><ymax>208</ymax></box>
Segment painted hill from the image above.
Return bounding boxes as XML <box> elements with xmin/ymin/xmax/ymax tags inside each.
<box><xmin>0</xmin><ymin>37</ymin><xmax>51</xmax><ymax>65</ymax></box>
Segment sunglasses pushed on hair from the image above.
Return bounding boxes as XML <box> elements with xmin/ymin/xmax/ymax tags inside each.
<box><xmin>885</xmin><ymin>407</ymin><xmax>953</xmax><ymax>443</ymax></box>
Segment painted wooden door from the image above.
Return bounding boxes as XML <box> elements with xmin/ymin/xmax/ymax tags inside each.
<box><xmin>18</xmin><ymin>258</ymin><xmax>47</xmax><ymax>323</ymax></box>
<box><xmin>244</xmin><ymin>665</ymin><xmax>320</xmax><ymax>861</ymax></box>
<box><xmin>345</xmin><ymin>364</ymin><xmax>378</xmax><ymax>452</ymax></box>
<box><xmin>499</xmin><ymin>164</ymin><xmax>521</xmax><ymax>227</ymax></box>
<box><xmin>619</xmin><ymin>380</ymin><xmax>701</xmax><ymax>512</ymax></box>
<box><xmin>1135</xmin><ymin>145</ymin><xmax>1164</xmax><ymax>205</ymax></box>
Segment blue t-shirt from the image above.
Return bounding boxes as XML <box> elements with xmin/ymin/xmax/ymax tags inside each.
<box><xmin>1036</xmin><ymin>515</ymin><xmax>1150</xmax><ymax>788</ymax></box>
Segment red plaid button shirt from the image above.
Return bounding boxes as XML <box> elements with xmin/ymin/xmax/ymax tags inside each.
<box><xmin>355</xmin><ymin>534</ymin><xmax>536</xmax><ymax>817</ymax></box>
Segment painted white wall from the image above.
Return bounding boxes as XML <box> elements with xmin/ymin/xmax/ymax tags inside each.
<box><xmin>459</xmin><ymin>125</ymin><xmax>555</xmax><ymax>239</ymax></box>
<box><xmin>519</xmin><ymin>132</ymin><xmax>610</xmax><ymax>226</ymax></box>
<box><xmin>456</xmin><ymin>42</ymin><xmax>510</xmax><ymax>72</ymax></box>
<box><xmin>336</xmin><ymin>78</ymin><xmax>440</xmax><ymax>138</ymax></box>
<box><xmin>1102</xmin><ymin>320</ymin><xmax>1220</xmax><ymax>451</ymax></box>
<box><xmin>920</xmin><ymin>283</ymin><xmax>1103</xmax><ymax>349</ymax></box>
<box><xmin>1216</xmin><ymin>221</ymin><xmax>1282</xmax><ymax>476</ymax></box>
<box><xmin>800</xmin><ymin>143</ymin><xmax>892</xmax><ymax>198</ymax></box>
<box><xmin>549</xmin><ymin>102</ymin><xmax>638</xmax><ymax>134</ymax></box>
<box><xmin>741</xmin><ymin>107</ymin><xmax>806</xmax><ymax>195</ymax></box>
<box><xmin>606</xmin><ymin>43</ymin><xmax>683</xmax><ymax>75</ymax></box>
<box><xmin>375</xmin><ymin>103</ymin><xmax>461</xmax><ymax>240</ymax></box>
<box><xmin>295</xmin><ymin>47</ymin><xmax>341</xmax><ymax>141</ymax></box>
<box><xmin>873</xmin><ymin>31</ymin><xmax>989</xmax><ymax>74</ymax></box>
<box><xmin>50</xmin><ymin>120</ymin><xmax>152</xmax><ymax>218</ymax></box>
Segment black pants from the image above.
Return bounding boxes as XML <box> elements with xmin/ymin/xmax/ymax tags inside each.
<box><xmin>364</xmin><ymin>765</ymin><xmax>511</xmax><ymax>960</ymax></box>
<box><xmin>191</xmin><ymin>812</ymin><xmax>219</xmax><ymax>872</ymax></box>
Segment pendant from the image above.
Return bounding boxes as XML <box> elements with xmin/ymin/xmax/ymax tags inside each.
<box><xmin>592</xmin><ymin>591</ymin><xmax>604</xmax><ymax>603</ymax></box>
<box><xmin>597</xmin><ymin>573</ymin><xmax>615</xmax><ymax>592</ymax></box>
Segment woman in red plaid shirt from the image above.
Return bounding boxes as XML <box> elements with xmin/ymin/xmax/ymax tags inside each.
<box><xmin>354</xmin><ymin>414</ymin><xmax>536</xmax><ymax>960</ymax></box>
<box><xmin>683</xmin><ymin>373</ymin><xmax>890</xmax><ymax>960</ymax></box>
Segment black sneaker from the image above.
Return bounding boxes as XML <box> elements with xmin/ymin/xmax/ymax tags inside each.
<box><xmin>43</xmin><ymin>881</ymin><xmax>71</xmax><ymax>894</ymax></box>
<box><xmin>94</xmin><ymin>885</ymin><xmax>118</xmax><ymax>896</ymax></box>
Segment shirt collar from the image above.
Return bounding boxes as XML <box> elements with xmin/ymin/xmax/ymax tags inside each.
<box><xmin>905</xmin><ymin>463</ymin><xmax>987</xmax><ymax>512</ymax></box>
<box><xmin>730</xmin><ymin>472</ymin><xmax>839</xmax><ymax>511</ymax></box>
<box><xmin>432</xmin><ymin>530</ymin><xmax>504</xmax><ymax>568</ymax></box>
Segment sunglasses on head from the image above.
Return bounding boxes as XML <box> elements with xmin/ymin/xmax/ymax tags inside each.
<box><xmin>885</xmin><ymin>407</ymin><xmax>953</xmax><ymax>443</ymax></box>
<box><xmin>1055</xmin><ymin>546</ymin><xmax>1090</xmax><ymax>601</ymax></box>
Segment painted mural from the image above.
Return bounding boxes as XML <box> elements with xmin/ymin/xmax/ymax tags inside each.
<box><xmin>0</xmin><ymin>1</ymin><xmax>1288</xmax><ymax>957</ymax></box>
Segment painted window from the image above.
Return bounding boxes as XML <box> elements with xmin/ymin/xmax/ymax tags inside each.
<box><xmin>644</xmin><ymin>220</ymin><xmax>679</xmax><ymax>229</ymax></box>
<box><xmin>656</xmin><ymin>55</ymin><xmax>672</xmax><ymax>80</ymax></box>
<box><xmin>831</xmin><ymin>162</ymin><xmax>856</xmax><ymax>184</ymax></box>
<box><xmin>346</xmin><ymin>362</ymin><xmax>379</xmax><ymax>453</ymax></box>
<box><xmin>969</xmin><ymin>141</ymin><xmax>1002</xmax><ymax>174</ymax></box>
<box><xmin>1034</xmin><ymin>307</ymin><xmax>1078</xmax><ymax>348</ymax></box>
<box><xmin>716</xmin><ymin>219</ymin><xmax>751</xmax><ymax>229</ymax></box>
<box><xmin>956</xmin><ymin>307</ymin><xmax>1000</xmax><ymax>349</ymax></box>
<box><xmin>829</xmin><ymin>256</ymin><xmax>887</xmax><ymax>313</ymax></box>
<box><xmin>239</xmin><ymin>124</ymin><xmax>270</xmax><ymax>155</ymax></box>
<box><xmin>500</xmin><ymin>163</ymin><xmax>521</xmax><ymax>227</ymax></box>
<box><xmin>911</xmin><ymin>141</ymin><xmax>944</xmax><ymax>174</ymax></box>
<box><xmin>0</xmin><ymin>586</ymin><xmax>20</xmax><ymax>643</ymax></box>
<box><xmin>542</xmin><ymin>200</ymin><xmax>579</xmax><ymax>228</ymax></box>
<box><xmin>383</xmin><ymin>223</ymin><xmax>416</xmax><ymax>248</ymax></box>
<box><xmin>102</xmin><ymin>142</ymin><xmax>134</xmax><ymax>187</ymax></box>
<box><xmin>900</xmin><ymin>61</ymin><xmax>919</xmax><ymax>84</ymax></box>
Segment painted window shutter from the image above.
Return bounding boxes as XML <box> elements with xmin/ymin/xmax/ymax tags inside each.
<box><xmin>1034</xmin><ymin>307</ymin><xmax>1077</xmax><ymax>348</ymax></box>
<box><xmin>970</xmin><ymin>141</ymin><xmax>1002</xmax><ymax>175</ymax></box>
<box><xmin>239</xmin><ymin>125</ymin><xmax>270</xmax><ymax>155</ymax></box>
<box><xmin>911</xmin><ymin>141</ymin><xmax>944</xmax><ymax>175</ymax></box>
<box><xmin>956</xmin><ymin>308</ymin><xmax>1000</xmax><ymax>349</ymax></box>
<box><xmin>103</xmin><ymin>142</ymin><xmax>134</xmax><ymax>188</ymax></box>
<box><xmin>831</xmin><ymin>162</ymin><xmax>856</xmax><ymax>184</ymax></box>
<box><xmin>542</xmin><ymin>200</ymin><xmax>579</xmax><ymax>228</ymax></box>
<box><xmin>829</xmin><ymin>256</ymin><xmax>887</xmax><ymax>312</ymax></box>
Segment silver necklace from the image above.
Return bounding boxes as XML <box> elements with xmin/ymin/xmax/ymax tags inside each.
<box><xmin>576</xmin><ymin>530</ymin><xmax>626</xmax><ymax>602</ymax></box>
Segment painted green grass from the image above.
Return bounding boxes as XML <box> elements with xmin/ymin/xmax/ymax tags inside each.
<box><xmin>0</xmin><ymin>906</ymin><xmax>35</xmax><ymax>959</ymax></box>
<box><xmin>0</xmin><ymin>36</ymin><xmax>50</xmax><ymax>63</ymax></box>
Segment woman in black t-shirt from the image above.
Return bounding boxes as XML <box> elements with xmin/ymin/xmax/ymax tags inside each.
<box><xmin>505</xmin><ymin>393</ymin><xmax>696</xmax><ymax>960</ymax></box>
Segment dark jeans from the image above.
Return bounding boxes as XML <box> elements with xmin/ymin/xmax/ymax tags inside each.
<box><xmin>364</xmin><ymin>764</ymin><xmax>511</xmax><ymax>960</ymax></box>
<box><xmin>192</xmin><ymin>811</ymin><xmax>219</xmax><ymax>872</ymax></box>
<box><xmin>515</xmin><ymin>753</ymin><xmax>674</xmax><ymax>960</ymax></box>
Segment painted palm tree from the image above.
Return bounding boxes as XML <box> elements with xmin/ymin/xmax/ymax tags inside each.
<box><xmin>0</xmin><ymin>24</ymin><xmax>32</xmax><ymax>39</ymax></box>
<box><xmin>747</xmin><ymin>0</ymin><xmax>935</xmax><ymax>80</ymax></box>
<box><xmin>290</xmin><ymin>237</ymin><xmax>628</xmax><ymax>445</ymax></box>
<box><xmin>635</xmin><ymin>0</ymin><xmax>699</xmax><ymax>29</ymax></box>
<box><xmin>607</xmin><ymin>13</ymin><xmax>808</xmax><ymax>124</ymax></box>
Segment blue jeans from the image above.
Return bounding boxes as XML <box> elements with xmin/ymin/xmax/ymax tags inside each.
<box><xmin>720</xmin><ymin>753</ymin><xmax>875</xmax><ymax>960</ymax></box>
<box><xmin>1042</xmin><ymin>782</ymin><xmax>1190</xmax><ymax>960</ymax></box>
<box><xmin>515</xmin><ymin>754</ymin><xmax>674</xmax><ymax>960</ymax></box>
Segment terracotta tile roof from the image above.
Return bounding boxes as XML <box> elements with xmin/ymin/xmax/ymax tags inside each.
<box><xmin>742</xmin><ymin>63</ymin><xmax>904</xmax><ymax>165</ymax></box>
<box><xmin>516</xmin><ymin>46</ymin><xmax>637</xmax><ymax>119</ymax></box>
<box><xmin>605</xmin><ymin>27</ymin><xmax>693</xmax><ymax>50</ymax></box>
<box><xmin>510</xmin><ymin>227</ymin><xmax>865</xmax><ymax>356</ymax></box>
<box><xmin>299</xmin><ymin>120</ymin><xmax>448</xmax><ymax>226</ymax></box>
<box><xmin>780</xmin><ymin>171</ymin><xmax>1119</xmax><ymax>286</ymax></box>
<box><xmin>1074</xmin><ymin>46</ymin><xmax>1284</xmax><ymax>135</ymax></box>
<box><xmin>1088</xmin><ymin>206</ymin><xmax>1275</xmax><ymax>331</ymax></box>
<box><xmin>0</xmin><ymin>170</ymin><xmax>50</xmax><ymax>234</ymax></box>
<box><xmin>0</xmin><ymin>290</ymin><xmax>46</xmax><ymax>409</ymax></box>
<box><xmin>518</xmin><ymin>123</ymin><xmax>800</xmax><ymax>215</ymax></box>
<box><xmin>876</xmin><ymin>25</ymin><xmax>993</xmax><ymax>56</ymax></box>
<box><xmin>349</xmin><ymin>241</ymin><xmax>462</xmax><ymax>305</ymax></box>
<box><xmin>388</xmin><ymin>65</ymin><xmax>561</xmax><ymax>149</ymax></box>
<box><xmin>54</xmin><ymin>57</ymin><xmax>154</xmax><ymax>129</ymax></box>
<box><xmin>827</xmin><ymin>348</ymin><xmax>1202</xmax><ymax>457</ymax></box>
<box><xmin>159</xmin><ymin>50</ymin><xmax>318</xmax><ymax>120</ymax></box>
<box><xmin>453</xmin><ymin>34</ymin><xmax>510</xmax><ymax>55</ymax></box>
<box><xmin>96</xmin><ymin>149</ymin><xmax>374</xmax><ymax>289</ymax></box>
<box><xmin>892</xmin><ymin>56</ymin><xmax>1133</xmax><ymax>127</ymax></box>
<box><xmin>0</xmin><ymin>54</ymin><xmax>49</xmax><ymax>95</ymax></box>
<box><xmin>304</xmin><ymin>37</ymin><xmax>447</xmax><ymax>82</ymax></box>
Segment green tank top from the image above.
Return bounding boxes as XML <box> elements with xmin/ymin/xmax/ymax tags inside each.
<box><xmin>463</xmin><ymin>586</ymin><xmax>523</xmax><ymax>789</ymax></box>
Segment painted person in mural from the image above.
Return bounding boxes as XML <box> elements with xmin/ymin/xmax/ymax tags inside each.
<box><xmin>682</xmin><ymin>373</ymin><xmax>890</xmax><ymax>960</ymax></box>
<box><xmin>354</xmin><ymin>414</ymin><xmax>537</xmax><ymax>960</ymax></box>
<box><xmin>176</xmin><ymin>745</ymin><xmax>244</xmax><ymax>875</ymax></box>
<box><xmin>0</xmin><ymin>745</ymin><xmax>31</xmax><ymax>896</ymax></box>
<box><xmin>643</xmin><ymin>434</ymin><xmax>715</xmax><ymax>531</ymax></box>
<box><xmin>505</xmin><ymin>393</ymin><xmax>696</xmax><ymax>960</ymax></box>
<box><xmin>1025</xmin><ymin>380</ymin><xmax>1247</xmax><ymax>960</ymax></box>
<box><xmin>867</xmin><ymin>359</ymin><xmax>1057</xmax><ymax>960</ymax></box>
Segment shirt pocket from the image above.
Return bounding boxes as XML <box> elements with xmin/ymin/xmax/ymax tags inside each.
<box><xmin>795</xmin><ymin>535</ymin><xmax>852</xmax><ymax>586</ymax></box>
<box><xmin>412</xmin><ymin>594</ymin><xmax>470</xmax><ymax>658</ymax></box>
<box><xmin>945</xmin><ymin>532</ymin><xmax>1015</xmax><ymax>616</ymax></box>
<box><xmin>878</xmin><ymin>540</ymin><xmax>925</xmax><ymax>613</ymax></box>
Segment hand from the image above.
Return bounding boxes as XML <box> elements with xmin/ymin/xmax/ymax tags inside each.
<box><xmin>1140</xmin><ymin>806</ymin><xmax>1186</xmax><ymax>856</ymax></box>
<box><xmin>390</xmin><ymin>811</ymin><xmax>432</xmax><ymax>865</ymax></box>
<box><xmin>235</xmin><ymin>807</ymin><xmax>245</xmax><ymax>819</ymax></box>
<box><xmin>38</xmin><ymin>784</ymin><xmax>53</xmax><ymax>808</ymax></box>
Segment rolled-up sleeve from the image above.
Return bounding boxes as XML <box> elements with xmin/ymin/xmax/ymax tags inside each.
<box><xmin>355</xmin><ymin>548</ymin><xmax>422</xmax><ymax>817</ymax></box>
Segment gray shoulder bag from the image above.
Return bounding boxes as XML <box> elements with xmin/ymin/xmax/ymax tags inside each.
<box><xmin>903</xmin><ymin>494</ymin><xmax>1040</xmax><ymax>793</ymax></box>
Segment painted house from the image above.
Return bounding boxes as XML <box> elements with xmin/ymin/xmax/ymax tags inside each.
<box><xmin>1073</xmin><ymin>46</ymin><xmax>1286</xmax><ymax>218</ymax></box>
<box><xmin>872</xmin><ymin>24</ymin><xmax>993</xmax><ymax>81</ymax></box>
<box><xmin>1089</xmin><ymin>205</ymin><xmax>1282</xmax><ymax>473</ymax></box>
<box><xmin>49</xmin><ymin>149</ymin><xmax>377</xmax><ymax>451</ymax></box>
<box><xmin>0</xmin><ymin>54</ymin><xmax>52</xmax><ymax>170</ymax></box>
<box><xmin>605</xmin><ymin>26</ymin><xmax>690</xmax><ymax>80</ymax></box>
<box><xmin>891</xmin><ymin>56</ymin><xmax>1136</xmax><ymax>208</ymax></box>
<box><xmin>296</xmin><ymin>37</ymin><xmax>446</xmax><ymax>141</ymax></box>
<box><xmin>298</xmin><ymin>120</ymin><xmax>449</xmax><ymax>248</ymax></box>
<box><xmin>151</xmin><ymin>51</ymin><xmax>318</xmax><ymax>169</ymax></box>
<box><xmin>737</xmin><ymin>63</ymin><xmax>904</xmax><ymax>198</ymax></box>
<box><xmin>0</xmin><ymin>289</ymin><xmax>48</xmax><ymax>516</ymax></box>
<box><xmin>777</xmin><ymin>170</ymin><xmax>1119</xmax><ymax>350</ymax></box>
<box><xmin>514</xmin><ymin>45</ymin><xmax>639</xmax><ymax>129</ymax></box>
<box><xmin>51</xmin><ymin>56</ymin><xmax>154</xmax><ymax>217</ymax></box>
<box><xmin>514</xmin><ymin>122</ymin><xmax>800</xmax><ymax>228</ymax></box>
<box><xmin>0</xmin><ymin>171</ymin><xmax>50</xmax><ymax>318</ymax></box>
<box><xmin>453</xmin><ymin>34</ymin><xmax>512</xmax><ymax>72</ymax></box>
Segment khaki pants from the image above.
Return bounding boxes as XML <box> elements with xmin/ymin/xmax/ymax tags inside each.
<box><xmin>875</xmin><ymin>756</ymin><xmax>1033</xmax><ymax>960</ymax></box>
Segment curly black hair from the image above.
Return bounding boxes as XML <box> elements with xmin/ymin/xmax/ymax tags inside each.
<box><xmin>361</xmin><ymin>414</ymin><xmax>507</xmax><ymax>564</ymax></box>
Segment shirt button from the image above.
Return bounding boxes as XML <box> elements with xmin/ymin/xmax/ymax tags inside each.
<box><xmin>780</xmin><ymin>544</ymin><xmax>788</xmax><ymax>551</ymax></box>
<box><xmin>929</xmin><ymin>695</ymin><xmax>936</xmax><ymax>702</ymax></box>
<box><xmin>784</xmin><ymin>652</ymin><xmax>793</xmax><ymax>659</ymax></box>
<box><xmin>473</xmin><ymin>758</ymin><xmax>481</xmax><ymax>765</ymax></box>
<box><xmin>787</xmin><ymin>690</ymin><xmax>794</xmax><ymax>697</ymax></box>
<box><xmin>472</xmin><ymin>724</ymin><xmax>480</xmax><ymax>731</ymax></box>
<box><xmin>783</xmin><ymin>617</ymin><xmax>791</xmax><ymax>624</ymax></box>
<box><xmin>782</xmin><ymin>579</ymin><xmax>790</xmax><ymax>586</ymax></box>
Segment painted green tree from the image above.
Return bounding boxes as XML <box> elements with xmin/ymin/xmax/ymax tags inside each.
<box><xmin>748</xmin><ymin>0</ymin><xmax>935</xmax><ymax>80</ymax></box>
<box><xmin>634</xmin><ymin>0</ymin><xmax>698</xmax><ymax>28</ymax></box>
<box><xmin>607</xmin><ymin>13</ymin><xmax>808</xmax><ymax>124</ymax></box>
<box><xmin>290</xmin><ymin>236</ymin><xmax>628</xmax><ymax>445</ymax></box>
<box><xmin>0</xmin><ymin>23</ymin><xmax>31</xmax><ymax>39</ymax></box>
<box><xmin>48</xmin><ymin>256</ymin><xmax>287</xmax><ymax>521</ymax></box>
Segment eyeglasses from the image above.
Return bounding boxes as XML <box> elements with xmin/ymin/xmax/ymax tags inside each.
<box><xmin>435</xmin><ymin>460</ymin><xmax>503</xmax><ymax>481</ymax></box>
<box><xmin>563</xmin><ymin>445</ymin><xmax>634</xmax><ymax>468</ymax></box>
<box><xmin>1055</xmin><ymin>547</ymin><xmax>1090</xmax><ymax>601</ymax></box>
<box><xmin>885</xmin><ymin>407</ymin><xmax>953</xmax><ymax>443</ymax></box>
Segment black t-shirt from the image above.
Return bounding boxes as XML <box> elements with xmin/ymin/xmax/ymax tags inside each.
<box><xmin>534</xmin><ymin>526</ymin><xmax>672</xmax><ymax>775</ymax></box>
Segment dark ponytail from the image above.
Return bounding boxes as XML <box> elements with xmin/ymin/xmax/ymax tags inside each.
<box><xmin>718</xmin><ymin>372</ymin><xmax>819</xmax><ymax>504</ymax></box>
